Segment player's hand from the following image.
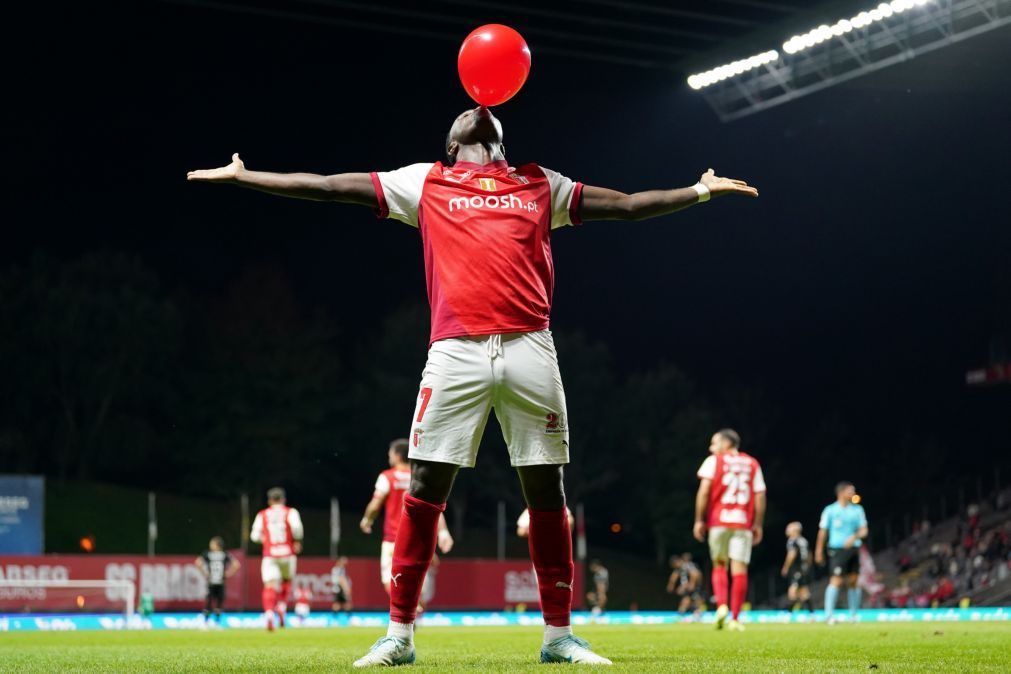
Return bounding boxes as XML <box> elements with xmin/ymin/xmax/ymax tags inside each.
<box><xmin>752</xmin><ymin>525</ymin><xmax>763</xmax><ymax>545</ymax></box>
<box><xmin>437</xmin><ymin>529</ymin><xmax>454</xmax><ymax>554</ymax></box>
<box><xmin>293</xmin><ymin>541</ymin><xmax>303</xmax><ymax>555</ymax></box>
<box><xmin>359</xmin><ymin>517</ymin><xmax>373</xmax><ymax>534</ymax></box>
<box><xmin>692</xmin><ymin>520</ymin><xmax>706</xmax><ymax>542</ymax></box>
<box><xmin>187</xmin><ymin>153</ymin><xmax>245</xmax><ymax>182</ymax></box>
<box><xmin>699</xmin><ymin>168</ymin><xmax>758</xmax><ymax>198</ymax></box>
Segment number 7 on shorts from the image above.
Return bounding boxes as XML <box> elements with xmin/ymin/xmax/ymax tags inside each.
<box><xmin>416</xmin><ymin>387</ymin><xmax>433</xmax><ymax>423</ymax></box>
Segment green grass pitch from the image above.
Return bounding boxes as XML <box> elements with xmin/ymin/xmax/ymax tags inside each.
<box><xmin>2</xmin><ymin>623</ymin><xmax>1010</xmax><ymax>672</ymax></box>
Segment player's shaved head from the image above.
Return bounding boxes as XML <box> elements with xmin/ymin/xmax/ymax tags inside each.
<box><xmin>267</xmin><ymin>486</ymin><xmax>286</xmax><ymax>503</ymax></box>
<box><xmin>446</xmin><ymin>106</ymin><xmax>505</xmax><ymax>165</ymax></box>
<box><xmin>786</xmin><ymin>521</ymin><xmax>802</xmax><ymax>536</ymax></box>
<box><xmin>835</xmin><ymin>481</ymin><xmax>854</xmax><ymax>495</ymax></box>
<box><xmin>210</xmin><ymin>536</ymin><xmax>224</xmax><ymax>550</ymax></box>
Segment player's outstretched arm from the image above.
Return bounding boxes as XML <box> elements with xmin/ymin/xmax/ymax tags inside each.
<box><xmin>580</xmin><ymin>169</ymin><xmax>758</xmax><ymax>222</ymax></box>
<box><xmin>187</xmin><ymin>153</ymin><xmax>378</xmax><ymax>207</ymax></box>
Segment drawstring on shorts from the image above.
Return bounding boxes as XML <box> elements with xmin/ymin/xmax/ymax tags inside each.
<box><xmin>486</xmin><ymin>333</ymin><xmax>503</xmax><ymax>360</ymax></box>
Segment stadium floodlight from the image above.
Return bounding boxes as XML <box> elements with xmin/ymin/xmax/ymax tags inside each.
<box><xmin>689</xmin><ymin>0</ymin><xmax>1011</xmax><ymax>120</ymax></box>
<box><xmin>687</xmin><ymin>50</ymin><xmax>780</xmax><ymax>90</ymax></box>
<box><xmin>688</xmin><ymin>1</ymin><xmax>937</xmax><ymax>91</ymax></box>
<box><xmin>783</xmin><ymin>0</ymin><xmax>933</xmax><ymax>54</ymax></box>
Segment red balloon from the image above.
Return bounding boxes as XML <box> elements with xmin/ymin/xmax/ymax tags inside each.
<box><xmin>458</xmin><ymin>24</ymin><xmax>531</xmax><ymax>107</ymax></box>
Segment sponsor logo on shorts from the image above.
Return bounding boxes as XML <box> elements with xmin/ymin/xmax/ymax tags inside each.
<box><xmin>545</xmin><ymin>412</ymin><xmax>567</xmax><ymax>434</ymax></box>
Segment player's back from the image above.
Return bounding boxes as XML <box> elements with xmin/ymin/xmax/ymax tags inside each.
<box><xmin>201</xmin><ymin>550</ymin><xmax>230</xmax><ymax>585</ymax></box>
<box><xmin>787</xmin><ymin>536</ymin><xmax>811</xmax><ymax>569</ymax></box>
<box><xmin>258</xmin><ymin>504</ymin><xmax>296</xmax><ymax>558</ymax></box>
<box><xmin>700</xmin><ymin>451</ymin><xmax>766</xmax><ymax>529</ymax></box>
<box><xmin>377</xmin><ymin>467</ymin><xmax>412</xmax><ymax>542</ymax></box>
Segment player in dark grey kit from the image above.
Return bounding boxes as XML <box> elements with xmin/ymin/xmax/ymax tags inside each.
<box><xmin>195</xmin><ymin>536</ymin><xmax>240</xmax><ymax>624</ymax></box>
<box><xmin>781</xmin><ymin>522</ymin><xmax>813</xmax><ymax>613</ymax></box>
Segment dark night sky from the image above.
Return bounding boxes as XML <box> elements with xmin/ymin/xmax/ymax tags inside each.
<box><xmin>6</xmin><ymin>2</ymin><xmax>1011</xmax><ymax>491</ymax></box>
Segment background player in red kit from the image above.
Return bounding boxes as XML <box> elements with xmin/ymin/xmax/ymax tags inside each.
<box><xmin>360</xmin><ymin>439</ymin><xmax>453</xmax><ymax>595</ymax></box>
<box><xmin>693</xmin><ymin>429</ymin><xmax>767</xmax><ymax>632</ymax></box>
<box><xmin>249</xmin><ymin>487</ymin><xmax>304</xmax><ymax>631</ymax></box>
<box><xmin>189</xmin><ymin>106</ymin><xmax>758</xmax><ymax>666</ymax></box>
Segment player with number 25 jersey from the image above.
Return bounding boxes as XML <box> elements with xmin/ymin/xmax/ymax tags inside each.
<box><xmin>694</xmin><ymin>429</ymin><xmax>766</xmax><ymax>631</ymax></box>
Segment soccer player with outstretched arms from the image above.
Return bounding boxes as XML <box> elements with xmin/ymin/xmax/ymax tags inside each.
<box><xmin>189</xmin><ymin>105</ymin><xmax>757</xmax><ymax>666</ymax></box>
<box><xmin>693</xmin><ymin>429</ymin><xmax>767</xmax><ymax>631</ymax></box>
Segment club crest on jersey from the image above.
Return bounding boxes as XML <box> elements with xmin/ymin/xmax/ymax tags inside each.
<box><xmin>509</xmin><ymin>173</ymin><xmax>530</xmax><ymax>184</ymax></box>
<box><xmin>478</xmin><ymin>178</ymin><xmax>497</xmax><ymax>191</ymax></box>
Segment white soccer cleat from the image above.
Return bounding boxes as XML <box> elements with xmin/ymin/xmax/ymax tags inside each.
<box><xmin>727</xmin><ymin>619</ymin><xmax>745</xmax><ymax>632</ymax></box>
<box><xmin>540</xmin><ymin>635</ymin><xmax>613</xmax><ymax>665</ymax></box>
<box><xmin>714</xmin><ymin>604</ymin><xmax>729</xmax><ymax>630</ymax></box>
<box><xmin>353</xmin><ymin>636</ymin><xmax>416</xmax><ymax>668</ymax></box>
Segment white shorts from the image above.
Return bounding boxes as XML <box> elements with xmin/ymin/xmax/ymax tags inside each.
<box><xmin>709</xmin><ymin>527</ymin><xmax>753</xmax><ymax>565</ymax></box>
<box><xmin>408</xmin><ymin>330</ymin><xmax>569</xmax><ymax>468</ymax></box>
<box><xmin>261</xmin><ymin>556</ymin><xmax>297</xmax><ymax>585</ymax></box>
<box><xmin>380</xmin><ymin>541</ymin><xmax>395</xmax><ymax>585</ymax></box>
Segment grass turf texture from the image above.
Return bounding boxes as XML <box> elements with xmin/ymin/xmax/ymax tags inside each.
<box><xmin>2</xmin><ymin>623</ymin><xmax>1009</xmax><ymax>672</ymax></box>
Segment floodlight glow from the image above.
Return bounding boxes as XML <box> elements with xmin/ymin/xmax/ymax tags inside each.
<box><xmin>783</xmin><ymin>0</ymin><xmax>932</xmax><ymax>54</ymax></box>
<box><xmin>687</xmin><ymin>0</ymin><xmax>934</xmax><ymax>91</ymax></box>
<box><xmin>687</xmin><ymin>50</ymin><xmax>779</xmax><ymax>90</ymax></box>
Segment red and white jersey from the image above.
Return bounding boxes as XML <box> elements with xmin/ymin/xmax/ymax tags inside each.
<box><xmin>697</xmin><ymin>451</ymin><xmax>766</xmax><ymax>530</ymax></box>
<box><xmin>371</xmin><ymin>160</ymin><xmax>582</xmax><ymax>345</ymax></box>
<box><xmin>374</xmin><ymin>467</ymin><xmax>412</xmax><ymax>542</ymax></box>
<box><xmin>250</xmin><ymin>504</ymin><xmax>304</xmax><ymax>558</ymax></box>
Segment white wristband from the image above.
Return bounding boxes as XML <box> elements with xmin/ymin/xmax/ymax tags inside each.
<box><xmin>692</xmin><ymin>182</ymin><xmax>710</xmax><ymax>203</ymax></box>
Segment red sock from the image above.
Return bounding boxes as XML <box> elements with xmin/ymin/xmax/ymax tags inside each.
<box><xmin>528</xmin><ymin>508</ymin><xmax>574</xmax><ymax>627</ymax></box>
<box><xmin>731</xmin><ymin>573</ymin><xmax>748</xmax><ymax>620</ymax></box>
<box><xmin>711</xmin><ymin>567</ymin><xmax>729</xmax><ymax>607</ymax></box>
<box><xmin>262</xmin><ymin>586</ymin><xmax>277</xmax><ymax>613</ymax></box>
<box><xmin>390</xmin><ymin>494</ymin><xmax>445</xmax><ymax>624</ymax></box>
<box><xmin>280</xmin><ymin>580</ymin><xmax>291</xmax><ymax>602</ymax></box>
